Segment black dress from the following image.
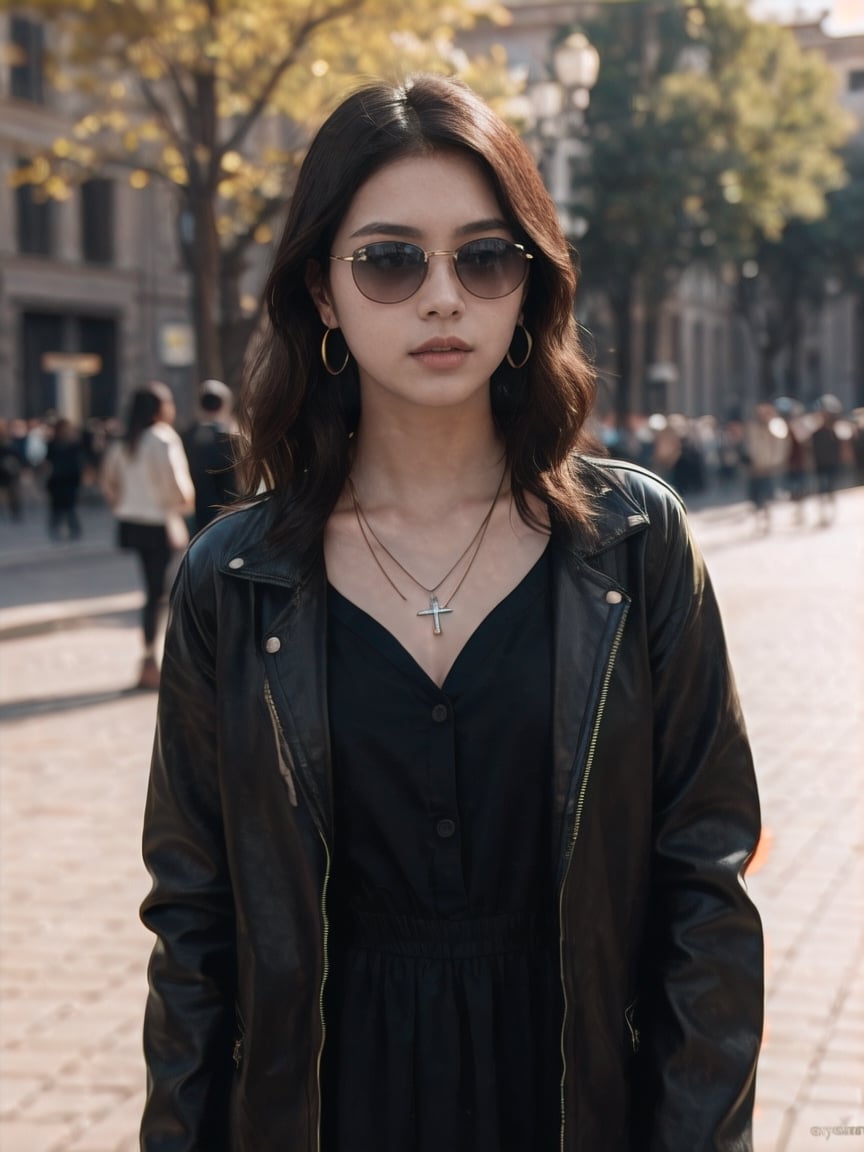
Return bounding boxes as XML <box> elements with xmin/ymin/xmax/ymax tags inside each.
<box><xmin>322</xmin><ymin>549</ymin><xmax>562</xmax><ymax>1152</ymax></box>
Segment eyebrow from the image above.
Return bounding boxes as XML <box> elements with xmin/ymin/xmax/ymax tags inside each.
<box><xmin>348</xmin><ymin>217</ymin><xmax>512</xmax><ymax>240</ymax></box>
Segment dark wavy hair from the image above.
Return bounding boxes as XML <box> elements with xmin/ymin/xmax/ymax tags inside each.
<box><xmin>123</xmin><ymin>382</ymin><xmax>174</xmax><ymax>455</ymax></box>
<box><xmin>238</xmin><ymin>74</ymin><xmax>597</xmax><ymax>549</ymax></box>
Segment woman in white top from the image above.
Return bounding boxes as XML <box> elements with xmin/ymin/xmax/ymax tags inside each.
<box><xmin>102</xmin><ymin>381</ymin><xmax>194</xmax><ymax>689</ymax></box>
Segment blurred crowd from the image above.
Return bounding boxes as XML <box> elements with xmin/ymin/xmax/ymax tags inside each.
<box><xmin>0</xmin><ymin>376</ymin><xmax>240</xmax><ymax>540</ymax></box>
<box><xmin>0</xmin><ymin>413</ymin><xmax>119</xmax><ymax>534</ymax></box>
<box><xmin>597</xmin><ymin>395</ymin><xmax>864</xmax><ymax>530</ymax></box>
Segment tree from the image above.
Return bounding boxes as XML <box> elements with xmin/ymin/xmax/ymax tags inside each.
<box><xmin>737</xmin><ymin>141</ymin><xmax>864</xmax><ymax>401</ymax></box>
<box><xmin>571</xmin><ymin>0</ymin><xmax>855</xmax><ymax>420</ymax></box>
<box><xmin>12</xmin><ymin>0</ymin><xmax>514</xmax><ymax>385</ymax></box>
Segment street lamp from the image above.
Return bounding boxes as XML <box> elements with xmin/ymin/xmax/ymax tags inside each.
<box><xmin>553</xmin><ymin>32</ymin><xmax>600</xmax><ymax>106</ymax></box>
<box><xmin>527</xmin><ymin>29</ymin><xmax>600</xmax><ymax>240</ymax></box>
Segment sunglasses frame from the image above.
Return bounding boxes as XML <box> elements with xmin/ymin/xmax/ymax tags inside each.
<box><xmin>329</xmin><ymin>238</ymin><xmax>533</xmax><ymax>304</ymax></box>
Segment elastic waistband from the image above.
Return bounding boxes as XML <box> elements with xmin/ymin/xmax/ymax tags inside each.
<box><xmin>339</xmin><ymin>909</ymin><xmax>554</xmax><ymax>959</ymax></box>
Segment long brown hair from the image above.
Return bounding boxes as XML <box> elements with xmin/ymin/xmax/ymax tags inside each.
<box><xmin>124</xmin><ymin>382</ymin><xmax>174</xmax><ymax>456</ymax></box>
<box><xmin>238</xmin><ymin>74</ymin><xmax>598</xmax><ymax>550</ymax></box>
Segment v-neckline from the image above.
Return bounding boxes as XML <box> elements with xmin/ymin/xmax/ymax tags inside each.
<box><xmin>327</xmin><ymin>545</ymin><xmax>549</xmax><ymax>694</ymax></box>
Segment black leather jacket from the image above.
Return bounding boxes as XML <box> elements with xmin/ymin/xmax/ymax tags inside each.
<box><xmin>140</xmin><ymin>458</ymin><xmax>763</xmax><ymax>1152</ymax></box>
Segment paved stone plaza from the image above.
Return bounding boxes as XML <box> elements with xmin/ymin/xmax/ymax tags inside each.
<box><xmin>1</xmin><ymin>487</ymin><xmax>862</xmax><ymax>1151</ymax></box>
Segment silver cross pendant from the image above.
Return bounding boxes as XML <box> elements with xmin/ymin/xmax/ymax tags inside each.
<box><xmin>417</xmin><ymin>594</ymin><xmax>453</xmax><ymax>636</ymax></box>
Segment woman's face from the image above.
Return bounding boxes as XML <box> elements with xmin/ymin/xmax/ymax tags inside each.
<box><xmin>311</xmin><ymin>150</ymin><xmax>527</xmax><ymax>417</ymax></box>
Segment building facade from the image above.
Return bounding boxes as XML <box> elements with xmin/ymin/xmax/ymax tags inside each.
<box><xmin>0</xmin><ymin>11</ymin><xmax>195</xmax><ymax>424</ymax></box>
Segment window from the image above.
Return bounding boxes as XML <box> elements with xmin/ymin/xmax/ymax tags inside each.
<box><xmin>849</xmin><ymin>69</ymin><xmax>864</xmax><ymax>94</ymax></box>
<box><xmin>10</xmin><ymin>17</ymin><xmax>45</xmax><ymax>104</ymax></box>
<box><xmin>81</xmin><ymin>179</ymin><xmax>115</xmax><ymax>264</ymax></box>
<box><xmin>16</xmin><ymin>161</ymin><xmax>53</xmax><ymax>256</ymax></box>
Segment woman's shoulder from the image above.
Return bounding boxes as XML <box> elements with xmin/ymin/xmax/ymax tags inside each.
<box><xmin>187</xmin><ymin>497</ymin><xmax>273</xmax><ymax>560</ymax></box>
<box><xmin>147</xmin><ymin>422</ymin><xmax>183</xmax><ymax>450</ymax></box>
<box><xmin>575</xmin><ymin>454</ymin><xmax>687</xmax><ymax>534</ymax></box>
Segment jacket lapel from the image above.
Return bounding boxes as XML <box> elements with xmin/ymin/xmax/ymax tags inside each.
<box><xmin>550</xmin><ymin>467</ymin><xmax>648</xmax><ymax>881</ymax></box>
<box><xmin>219</xmin><ymin>525</ymin><xmax>333</xmax><ymax>840</ymax></box>
<box><xmin>260</xmin><ymin>563</ymin><xmax>333</xmax><ymax>839</ymax></box>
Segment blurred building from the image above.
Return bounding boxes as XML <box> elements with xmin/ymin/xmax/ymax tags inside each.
<box><xmin>0</xmin><ymin>12</ymin><xmax>195</xmax><ymax>423</ymax></box>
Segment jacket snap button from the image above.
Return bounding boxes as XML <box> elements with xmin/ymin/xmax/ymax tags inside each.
<box><xmin>436</xmin><ymin>818</ymin><xmax>456</xmax><ymax>839</ymax></box>
<box><xmin>264</xmin><ymin>636</ymin><xmax>281</xmax><ymax>654</ymax></box>
<box><xmin>605</xmin><ymin>590</ymin><xmax>623</xmax><ymax>605</ymax></box>
<box><xmin>431</xmin><ymin>704</ymin><xmax>449</xmax><ymax>723</ymax></box>
<box><xmin>228</xmin><ymin>556</ymin><xmax>245</xmax><ymax>569</ymax></box>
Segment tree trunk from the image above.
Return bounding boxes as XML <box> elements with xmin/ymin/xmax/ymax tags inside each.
<box><xmin>190</xmin><ymin>192</ymin><xmax>223</xmax><ymax>382</ymax></box>
<box><xmin>759</xmin><ymin>344</ymin><xmax>776</xmax><ymax>400</ymax></box>
<box><xmin>189</xmin><ymin>41</ymin><xmax>223</xmax><ymax>383</ymax></box>
<box><xmin>785</xmin><ymin>294</ymin><xmax>802</xmax><ymax>398</ymax></box>
<box><xmin>610</xmin><ymin>283</ymin><xmax>634</xmax><ymax>425</ymax></box>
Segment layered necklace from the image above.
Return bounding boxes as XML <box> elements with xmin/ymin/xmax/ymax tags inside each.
<box><xmin>347</xmin><ymin>468</ymin><xmax>507</xmax><ymax>635</ymax></box>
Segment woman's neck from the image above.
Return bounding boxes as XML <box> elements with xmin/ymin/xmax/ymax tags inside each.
<box><xmin>350</xmin><ymin>412</ymin><xmax>505</xmax><ymax>513</ymax></box>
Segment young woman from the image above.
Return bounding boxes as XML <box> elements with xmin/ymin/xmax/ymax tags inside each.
<box><xmin>102</xmin><ymin>382</ymin><xmax>194</xmax><ymax>689</ymax></box>
<box><xmin>140</xmin><ymin>76</ymin><xmax>763</xmax><ymax>1151</ymax></box>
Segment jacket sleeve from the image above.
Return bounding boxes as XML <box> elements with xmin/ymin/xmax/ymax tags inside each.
<box><xmin>140</xmin><ymin>555</ymin><xmax>234</xmax><ymax>1152</ymax></box>
<box><xmin>638</xmin><ymin>485</ymin><xmax>764</xmax><ymax>1151</ymax></box>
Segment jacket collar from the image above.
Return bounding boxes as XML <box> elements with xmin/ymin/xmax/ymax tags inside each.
<box><xmin>215</xmin><ymin>456</ymin><xmax>650</xmax><ymax>590</ymax></box>
<box><xmin>564</xmin><ymin>456</ymin><xmax>650</xmax><ymax>558</ymax></box>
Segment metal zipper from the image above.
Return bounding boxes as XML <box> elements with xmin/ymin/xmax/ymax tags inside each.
<box><xmin>262</xmin><ymin>676</ymin><xmax>330</xmax><ymax>1151</ymax></box>
<box><xmin>263</xmin><ymin>677</ymin><xmax>298</xmax><ymax>807</ymax></box>
<box><xmin>232</xmin><ymin>1003</ymin><xmax>245</xmax><ymax>1070</ymax></box>
<box><xmin>624</xmin><ymin>999</ymin><xmax>640</xmax><ymax>1055</ymax></box>
<box><xmin>558</xmin><ymin>606</ymin><xmax>628</xmax><ymax>1152</ymax></box>
<box><xmin>315</xmin><ymin>830</ymin><xmax>331</xmax><ymax>1152</ymax></box>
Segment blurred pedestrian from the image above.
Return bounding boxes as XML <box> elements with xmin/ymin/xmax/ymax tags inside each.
<box><xmin>0</xmin><ymin>418</ymin><xmax>24</xmax><ymax>521</ymax></box>
<box><xmin>181</xmin><ymin>379</ymin><xmax>239</xmax><ymax>532</ymax></box>
<box><xmin>101</xmin><ymin>382</ymin><xmax>194</xmax><ymax>690</ymax></box>
<box><xmin>140</xmin><ymin>76</ymin><xmax>762</xmax><ymax>1152</ymax></box>
<box><xmin>44</xmin><ymin>417</ymin><xmax>85</xmax><ymax>539</ymax></box>
<box><xmin>717</xmin><ymin>418</ymin><xmax>744</xmax><ymax>489</ymax></box>
<box><xmin>649</xmin><ymin>413</ymin><xmax>682</xmax><ymax>481</ymax></box>
<box><xmin>81</xmin><ymin>417</ymin><xmax>109</xmax><ymax>495</ymax></box>
<box><xmin>851</xmin><ymin>409</ymin><xmax>864</xmax><ymax>486</ymax></box>
<box><xmin>811</xmin><ymin>407</ymin><xmax>843</xmax><ymax>527</ymax></box>
<box><xmin>774</xmin><ymin>399</ymin><xmax>811</xmax><ymax>526</ymax></box>
<box><xmin>743</xmin><ymin>403</ymin><xmax>788</xmax><ymax>533</ymax></box>
<box><xmin>670</xmin><ymin>416</ymin><xmax>706</xmax><ymax>497</ymax></box>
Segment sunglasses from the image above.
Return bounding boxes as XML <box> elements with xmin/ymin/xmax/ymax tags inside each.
<box><xmin>329</xmin><ymin>238</ymin><xmax>533</xmax><ymax>304</ymax></box>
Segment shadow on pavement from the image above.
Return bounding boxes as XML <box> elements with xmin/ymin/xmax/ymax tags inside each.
<box><xmin>0</xmin><ymin>684</ymin><xmax>154</xmax><ymax>721</ymax></box>
<box><xmin>0</xmin><ymin>607</ymin><xmax>140</xmax><ymax>642</ymax></box>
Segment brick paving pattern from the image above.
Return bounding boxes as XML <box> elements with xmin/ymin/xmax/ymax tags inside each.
<box><xmin>1</xmin><ymin>486</ymin><xmax>862</xmax><ymax>1151</ymax></box>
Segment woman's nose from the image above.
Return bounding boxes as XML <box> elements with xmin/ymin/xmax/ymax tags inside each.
<box><xmin>416</xmin><ymin>253</ymin><xmax>466</xmax><ymax>315</ymax></box>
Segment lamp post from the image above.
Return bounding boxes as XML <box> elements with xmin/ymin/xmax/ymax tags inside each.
<box><xmin>527</xmin><ymin>30</ymin><xmax>600</xmax><ymax>241</ymax></box>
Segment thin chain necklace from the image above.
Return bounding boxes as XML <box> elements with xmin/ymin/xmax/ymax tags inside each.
<box><xmin>347</xmin><ymin>467</ymin><xmax>507</xmax><ymax>635</ymax></box>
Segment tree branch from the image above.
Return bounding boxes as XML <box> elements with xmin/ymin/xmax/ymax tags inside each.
<box><xmin>219</xmin><ymin>0</ymin><xmax>365</xmax><ymax>159</ymax></box>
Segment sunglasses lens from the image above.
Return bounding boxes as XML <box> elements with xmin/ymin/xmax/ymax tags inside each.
<box><xmin>353</xmin><ymin>242</ymin><xmax>427</xmax><ymax>303</ymax></box>
<box><xmin>455</xmin><ymin>239</ymin><xmax>529</xmax><ymax>299</ymax></box>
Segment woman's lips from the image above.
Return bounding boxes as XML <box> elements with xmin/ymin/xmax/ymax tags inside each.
<box><xmin>409</xmin><ymin>339</ymin><xmax>471</xmax><ymax>368</ymax></box>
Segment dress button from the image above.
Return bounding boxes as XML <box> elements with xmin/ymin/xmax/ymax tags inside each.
<box><xmin>436</xmin><ymin>818</ymin><xmax>456</xmax><ymax>839</ymax></box>
<box><xmin>431</xmin><ymin>704</ymin><xmax>449</xmax><ymax>723</ymax></box>
<box><xmin>228</xmin><ymin>556</ymin><xmax>245</xmax><ymax>569</ymax></box>
<box><xmin>605</xmin><ymin>589</ymin><xmax>623</xmax><ymax>605</ymax></box>
<box><xmin>264</xmin><ymin>636</ymin><xmax>281</xmax><ymax>654</ymax></box>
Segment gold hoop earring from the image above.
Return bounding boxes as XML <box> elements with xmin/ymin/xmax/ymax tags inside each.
<box><xmin>506</xmin><ymin>324</ymin><xmax>533</xmax><ymax>370</ymax></box>
<box><xmin>321</xmin><ymin>327</ymin><xmax>350</xmax><ymax>375</ymax></box>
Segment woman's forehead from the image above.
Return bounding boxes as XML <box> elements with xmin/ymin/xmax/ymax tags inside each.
<box><xmin>339</xmin><ymin>151</ymin><xmax>505</xmax><ymax>239</ymax></box>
